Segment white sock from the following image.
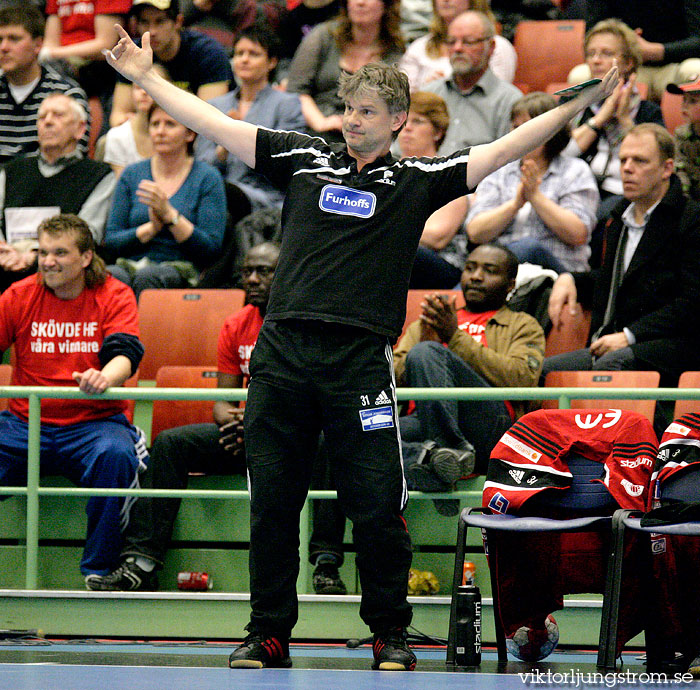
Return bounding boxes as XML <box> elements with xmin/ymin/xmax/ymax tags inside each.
<box><xmin>127</xmin><ymin>556</ymin><xmax>156</xmax><ymax>572</ymax></box>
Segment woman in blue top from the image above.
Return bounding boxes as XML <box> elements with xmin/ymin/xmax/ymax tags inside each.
<box><xmin>105</xmin><ymin>103</ymin><xmax>226</xmax><ymax>298</ymax></box>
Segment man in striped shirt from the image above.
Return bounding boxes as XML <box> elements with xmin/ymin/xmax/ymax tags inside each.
<box><xmin>0</xmin><ymin>5</ymin><xmax>89</xmax><ymax>163</ymax></box>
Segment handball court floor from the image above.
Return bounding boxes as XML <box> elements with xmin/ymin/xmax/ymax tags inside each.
<box><xmin>0</xmin><ymin>636</ymin><xmax>691</xmax><ymax>690</ymax></box>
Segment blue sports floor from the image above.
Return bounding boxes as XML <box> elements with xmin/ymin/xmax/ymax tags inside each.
<box><xmin>0</xmin><ymin>638</ymin><xmax>696</xmax><ymax>690</ymax></box>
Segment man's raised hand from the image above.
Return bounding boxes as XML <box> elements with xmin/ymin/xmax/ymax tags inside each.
<box><xmin>102</xmin><ymin>24</ymin><xmax>154</xmax><ymax>85</ymax></box>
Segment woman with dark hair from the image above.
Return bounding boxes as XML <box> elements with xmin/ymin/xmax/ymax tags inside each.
<box><xmin>195</xmin><ymin>23</ymin><xmax>306</xmax><ymax>211</ymax></box>
<box><xmin>466</xmin><ymin>92</ymin><xmax>599</xmax><ymax>272</ymax></box>
<box><xmin>286</xmin><ymin>0</ymin><xmax>405</xmax><ymax>141</ymax></box>
<box><xmin>105</xmin><ymin>104</ymin><xmax>226</xmax><ymax>297</ymax></box>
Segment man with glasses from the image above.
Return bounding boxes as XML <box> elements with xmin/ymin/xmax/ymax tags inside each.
<box><xmin>426</xmin><ymin>11</ymin><xmax>522</xmax><ymax>155</ymax></box>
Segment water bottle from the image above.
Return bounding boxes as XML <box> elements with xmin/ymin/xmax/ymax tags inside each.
<box><xmin>454</xmin><ymin>583</ymin><xmax>481</xmax><ymax>667</ymax></box>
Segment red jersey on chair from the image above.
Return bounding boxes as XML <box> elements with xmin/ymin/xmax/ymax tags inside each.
<box><xmin>482</xmin><ymin>408</ymin><xmax>657</xmax><ymax>651</ymax></box>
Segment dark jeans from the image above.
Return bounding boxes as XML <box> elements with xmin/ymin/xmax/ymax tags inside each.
<box><xmin>122</xmin><ymin>422</ymin><xmax>347</xmax><ymax>568</ymax></box>
<box><xmin>541</xmin><ymin>346</ymin><xmax>636</xmax><ymax>385</ymax></box>
<box><xmin>505</xmin><ymin>237</ymin><xmax>568</xmax><ymax>274</ymax></box>
<box><xmin>245</xmin><ymin>320</ymin><xmax>413</xmax><ymax>637</ymax></box>
<box><xmin>109</xmin><ymin>263</ymin><xmax>187</xmax><ymax>299</ymax></box>
<box><xmin>121</xmin><ymin>423</ymin><xmax>246</xmax><ymax>565</ymax></box>
<box><xmin>400</xmin><ymin>341</ymin><xmax>512</xmax><ymax>474</ymax></box>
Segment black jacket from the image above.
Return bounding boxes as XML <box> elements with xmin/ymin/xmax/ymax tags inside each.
<box><xmin>573</xmin><ymin>175</ymin><xmax>700</xmax><ymax>373</ymax></box>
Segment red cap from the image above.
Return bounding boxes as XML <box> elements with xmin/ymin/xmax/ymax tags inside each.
<box><xmin>667</xmin><ymin>74</ymin><xmax>700</xmax><ymax>94</ymax></box>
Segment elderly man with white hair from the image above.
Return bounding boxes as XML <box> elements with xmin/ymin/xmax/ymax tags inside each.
<box><xmin>0</xmin><ymin>92</ymin><xmax>115</xmax><ymax>292</ymax></box>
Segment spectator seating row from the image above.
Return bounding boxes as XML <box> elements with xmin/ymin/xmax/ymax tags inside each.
<box><xmin>137</xmin><ymin>289</ymin><xmax>593</xmax><ymax>382</ymax></box>
<box><xmin>148</xmin><ymin>367</ymin><xmax>700</xmax><ymax>442</ymax></box>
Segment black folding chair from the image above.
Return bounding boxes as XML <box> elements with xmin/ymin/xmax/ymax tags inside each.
<box><xmin>600</xmin><ymin>466</ymin><xmax>700</xmax><ymax>669</ymax></box>
<box><xmin>447</xmin><ymin>453</ymin><xmax>620</xmax><ymax>668</ymax></box>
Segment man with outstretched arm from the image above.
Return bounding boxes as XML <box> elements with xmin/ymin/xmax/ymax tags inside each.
<box><xmin>104</xmin><ymin>27</ymin><xmax>618</xmax><ymax>672</ymax></box>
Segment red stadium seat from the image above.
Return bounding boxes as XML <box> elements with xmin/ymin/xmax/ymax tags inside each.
<box><xmin>673</xmin><ymin>371</ymin><xmax>700</xmax><ymax>418</ymax></box>
<box><xmin>513</xmin><ymin>20</ymin><xmax>585</xmax><ymax>94</ymax></box>
<box><xmin>661</xmin><ymin>91</ymin><xmax>684</xmax><ymax>134</ymax></box>
<box><xmin>138</xmin><ymin>289</ymin><xmax>245</xmax><ymax>379</ymax></box>
<box><xmin>545</xmin><ymin>306</ymin><xmax>591</xmax><ymax>357</ymax></box>
<box><xmin>542</xmin><ymin>370</ymin><xmax>660</xmax><ymax>423</ymax></box>
<box><xmin>150</xmin><ymin>365</ymin><xmax>219</xmax><ymax>441</ymax></box>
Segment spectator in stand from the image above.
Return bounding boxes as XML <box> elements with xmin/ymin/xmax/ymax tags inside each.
<box><xmin>0</xmin><ymin>5</ymin><xmax>90</xmax><ymax>163</ymax></box>
<box><xmin>0</xmin><ymin>93</ymin><xmax>115</xmax><ymax>293</ymax></box>
<box><xmin>195</xmin><ymin>24</ymin><xmax>306</xmax><ymax>210</ymax></box>
<box><xmin>87</xmin><ymin>242</ymin><xmax>350</xmax><ymax>595</ymax></box>
<box><xmin>286</xmin><ymin>0</ymin><xmax>404</xmax><ymax>141</ymax></box>
<box><xmin>103</xmin><ymin>62</ymin><xmax>170</xmax><ymax>177</ymax></box>
<box><xmin>543</xmin><ymin>123</ymin><xmax>700</xmax><ymax>388</ymax></box>
<box><xmin>400</xmin><ymin>0</ymin><xmax>516</xmax><ymax>92</ymax></box>
<box><xmin>425</xmin><ymin>10</ymin><xmax>521</xmax><ymax>155</ymax></box>
<box><xmin>41</xmin><ymin>0</ymin><xmax>131</xmax><ymax>128</ymax></box>
<box><xmin>397</xmin><ymin>91</ymin><xmax>467</xmax><ymax>288</ymax></box>
<box><xmin>278</xmin><ymin>0</ymin><xmax>341</xmax><ymax>72</ymax></box>
<box><xmin>111</xmin><ymin>0</ymin><xmax>233</xmax><ymax>126</ymax></box>
<box><xmin>0</xmin><ymin>213</ymin><xmax>148</xmax><ymax>585</ymax></box>
<box><xmin>565</xmin><ymin>20</ymin><xmax>664</xmax><ymax>229</ymax></box>
<box><xmin>181</xmin><ymin>0</ymin><xmax>287</xmax><ymax>42</ymax></box>
<box><xmin>667</xmin><ymin>75</ymin><xmax>700</xmax><ymax>202</ymax></box>
<box><xmin>466</xmin><ymin>92</ymin><xmax>598</xmax><ymax>273</ymax></box>
<box><xmin>42</xmin><ymin>0</ymin><xmax>130</xmax><ymax>63</ymax></box>
<box><xmin>394</xmin><ymin>243</ymin><xmax>545</xmax><ymax>514</ymax></box>
<box><xmin>489</xmin><ymin>0</ymin><xmax>561</xmax><ymax>42</ymax></box>
<box><xmin>575</xmin><ymin>0</ymin><xmax>700</xmax><ymax>102</ymax></box>
<box><xmin>104</xmin><ymin>104</ymin><xmax>226</xmax><ymax>297</ymax></box>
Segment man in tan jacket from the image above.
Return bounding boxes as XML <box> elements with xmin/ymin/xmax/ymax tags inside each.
<box><xmin>394</xmin><ymin>243</ymin><xmax>545</xmax><ymax>510</ymax></box>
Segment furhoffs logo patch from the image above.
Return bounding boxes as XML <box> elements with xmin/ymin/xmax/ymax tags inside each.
<box><xmin>319</xmin><ymin>184</ymin><xmax>376</xmax><ymax>218</ymax></box>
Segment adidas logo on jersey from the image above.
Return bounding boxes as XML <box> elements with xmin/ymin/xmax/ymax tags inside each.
<box><xmin>509</xmin><ymin>469</ymin><xmax>525</xmax><ymax>484</ymax></box>
<box><xmin>375</xmin><ymin>390</ymin><xmax>391</xmax><ymax>405</ymax></box>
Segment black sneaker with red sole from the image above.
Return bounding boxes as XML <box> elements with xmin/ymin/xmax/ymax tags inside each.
<box><xmin>229</xmin><ymin>632</ymin><xmax>292</xmax><ymax>668</ymax></box>
<box><xmin>372</xmin><ymin>628</ymin><xmax>417</xmax><ymax>671</ymax></box>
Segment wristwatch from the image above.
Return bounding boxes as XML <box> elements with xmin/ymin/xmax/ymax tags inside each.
<box><xmin>586</xmin><ymin>117</ymin><xmax>603</xmax><ymax>135</ymax></box>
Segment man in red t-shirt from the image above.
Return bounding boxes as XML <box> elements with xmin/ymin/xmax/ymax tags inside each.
<box><xmin>0</xmin><ymin>214</ymin><xmax>147</xmax><ymax>582</ymax></box>
<box><xmin>43</xmin><ymin>0</ymin><xmax>131</xmax><ymax>61</ymax></box>
<box><xmin>393</xmin><ymin>243</ymin><xmax>545</xmax><ymax>513</ymax></box>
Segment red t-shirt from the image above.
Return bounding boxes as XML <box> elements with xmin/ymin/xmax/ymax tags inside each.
<box><xmin>0</xmin><ymin>275</ymin><xmax>140</xmax><ymax>425</ymax></box>
<box><xmin>456</xmin><ymin>308</ymin><xmax>497</xmax><ymax>346</ymax></box>
<box><xmin>216</xmin><ymin>303</ymin><xmax>263</xmax><ymax>378</ymax></box>
<box><xmin>46</xmin><ymin>0</ymin><xmax>133</xmax><ymax>46</ymax></box>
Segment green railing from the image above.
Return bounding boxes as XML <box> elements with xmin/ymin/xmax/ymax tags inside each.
<box><xmin>1</xmin><ymin>385</ymin><xmax>698</xmax><ymax>590</ymax></box>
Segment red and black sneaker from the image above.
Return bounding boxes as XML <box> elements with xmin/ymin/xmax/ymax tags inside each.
<box><xmin>228</xmin><ymin>632</ymin><xmax>292</xmax><ymax>668</ymax></box>
<box><xmin>372</xmin><ymin>628</ymin><xmax>417</xmax><ymax>671</ymax></box>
